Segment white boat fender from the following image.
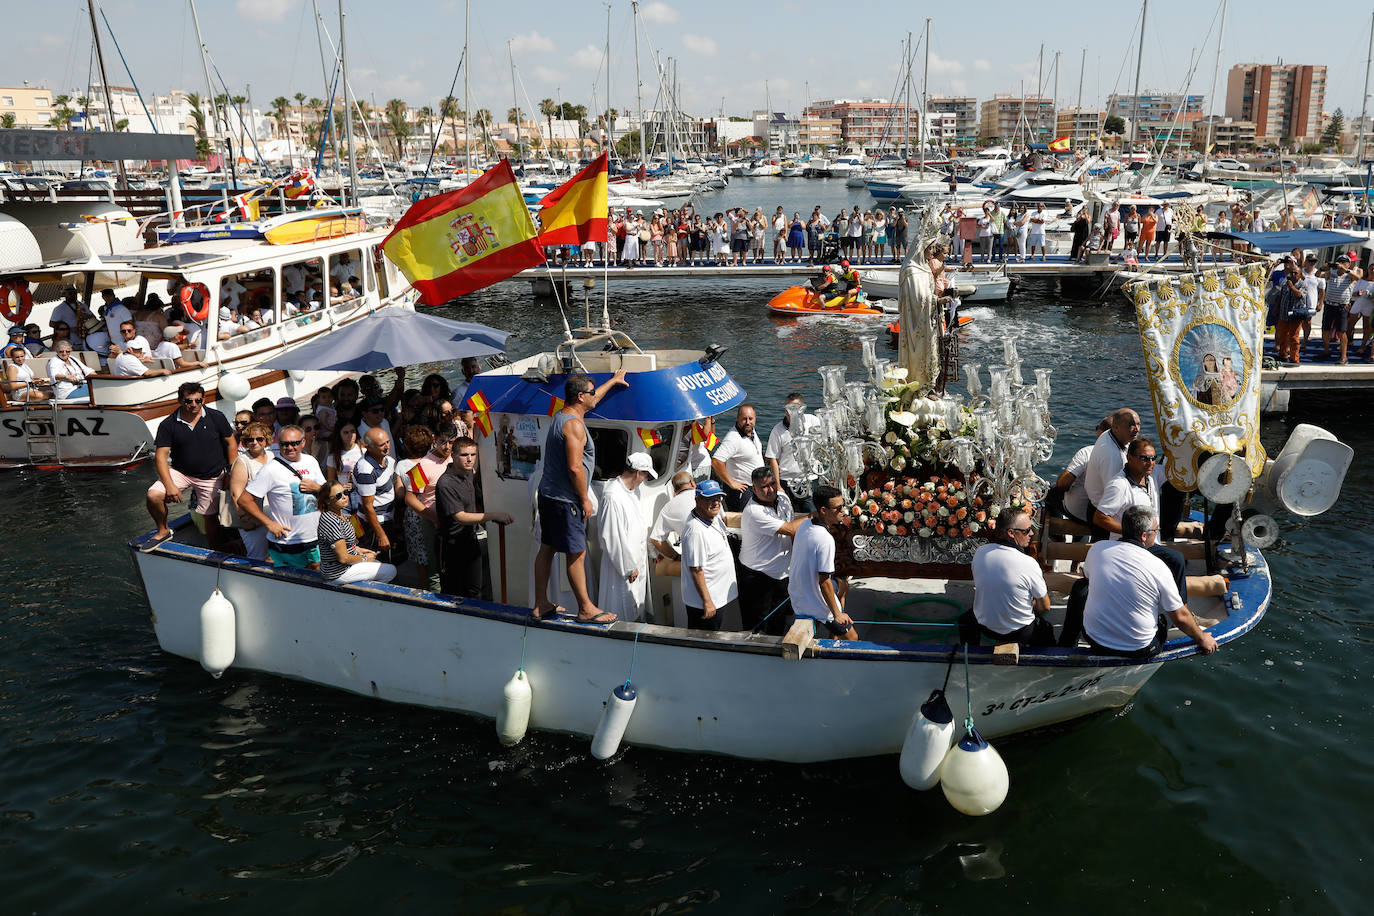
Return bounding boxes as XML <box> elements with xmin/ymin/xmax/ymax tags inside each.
<box><xmin>899</xmin><ymin>689</ymin><xmax>957</xmax><ymax>791</ymax></box>
<box><xmin>217</xmin><ymin>371</ymin><xmax>251</xmax><ymax>403</ymax></box>
<box><xmin>940</xmin><ymin>725</ymin><xmax>1010</xmax><ymax>816</ymax></box>
<box><xmin>590</xmin><ymin>684</ymin><xmax>638</xmax><ymax>761</ymax></box>
<box><xmin>199</xmin><ymin>588</ymin><xmax>236</xmax><ymax>679</ymax></box>
<box><xmin>496</xmin><ymin>669</ymin><xmax>532</xmax><ymax>746</ymax></box>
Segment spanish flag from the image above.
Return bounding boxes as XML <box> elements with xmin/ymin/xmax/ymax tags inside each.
<box><xmin>472</xmin><ymin>411</ymin><xmax>493</xmax><ymax>436</ymax></box>
<box><xmin>466</xmin><ymin>392</ymin><xmax>491</xmax><ymax>413</ymax></box>
<box><xmin>546</xmin><ymin>395</ymin><xmax>565</xmax><ymax>416</ymax></box>
<box><xmin>1048</xmin><ymin>136</ymin><xmax>1071</xmax><ymax>152</ymax></box>
<box><xmin>637</xmin><ymin>427</ymin><xmax>663</xmax><ymax>448</ymax></box>
<box><xmin>407</xmin><ymin>463</ymin><xmax>430</xmax><ymax>493</ymax></box>
<box><xmin>690</xmin><ymin>421</ymin><xmax>718</xmax><ymax>450</ymax></box>
<box><xmin>535</xmin><ymin>152</ymin><xmax>609</xmax><ymax>247</ymax></box>
<box><xmin>382</xmin><ymin>160</ymin><xmax>544</xmax><ymax>305</ymax></box>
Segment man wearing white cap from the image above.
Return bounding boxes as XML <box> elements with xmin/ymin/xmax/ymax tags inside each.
<box><xmin>153</xmin><ymin>325</ymin><xmax>208</xmax><ymax>370</ymax></box>
<box><xmin>597</xmin><ymin>452</ymin><xmax>656</xmax><ymax>621</ymax></box>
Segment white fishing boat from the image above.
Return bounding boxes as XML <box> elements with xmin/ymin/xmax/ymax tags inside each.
<box><xmin>0</xmin><ymin>209</ymin><xmax>414</xmax><ymax>469</ymax></box>
<box><xmin>861</xmin><ymin>266</ymin><xmax>1012</xmax><ymax>302</ymax></box>
<box><xmin>128</xmin><ymin>256</ymin><xmax>1346</xmax><ymax>781</ymax></box>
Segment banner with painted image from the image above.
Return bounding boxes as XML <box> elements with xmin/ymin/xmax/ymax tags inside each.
<box><xmin>1127</xmin><ymin>263</ymin><xmax>1269</xmax><ymax>491</ymax></box>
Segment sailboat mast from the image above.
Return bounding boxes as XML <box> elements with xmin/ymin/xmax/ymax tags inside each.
<box><xmin>632</xmin><ymin>0</ymin><xmax>646</xmax><ymax>186</ymax></box>
<box><xmin>1052</xmin><ymin>50</ymin><xmax>1060</xmax><ymax>146</ymax></box>
<box><xmin>187</xmin><ymin>0</ymin><xmax>230</xmax><ymax>209</ymax></box>
<box><xmin>1035</xmin><ymin>43</ymin><xmax>1044</xmax><ymax>144</ymax></box>
<box><xmin>1129</xmin><ymin>0</ymin><xmax>1147</xmax><ymax>159</ymax></box>
<box><xmin>1357</xmin><ymin>10</ymin><xmax>1373</xmax><ymax>164</ymax></box>
<box><xmin>508</xmin><ymin>40</ymin><xmax>521</xmax><ymax>161</ymax></box>
<box><xmin>339</xmin><ymin>1</ymin><xmax>356</xmax><ymax>206</ymax></box>
<box><xmin>1202</xmin><ymin>0</ymin><xmax>1228</xmax><ymax>171</ymax></box>
<box><xmin>605</xmin><ymin>3</ymin><xmax>613</xmax><ymax>162</ymax></box>
<box><xmin>85</xmin><ymin>0</ymin><xmax>128</xmax><ymax>189</ymax></box>
<box><xmin>921</xmin><ymin>19</ymin><xmax>931</xmax><ymax>176</ymax></box>
<box><xmin>464</xmin><ymin>0</ymin><xmax>472</xmax><ymax>174</ymax></box>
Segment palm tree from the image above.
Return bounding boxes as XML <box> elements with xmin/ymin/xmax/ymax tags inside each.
<box><xmin>539</xmin><ymin>98</ymin><xmax>557</xmax><ymax>157</ymax></box>
<box><xmin>184</xmin><ymin>92</ymin><xmax>210</xmax><ymax>158</ymax></box>
<box><xmin>417</xmin><ymin>105</ymin><xmax>434</xmax><ymax>151</ymax></box>
<box><xmin>385</xmin><ymin>98</ymin><xmax>411</xmax><ymax>159</ymax></box>
<box><xmin>440</xmin><ymin>95</ymin><xmax>462</xmax><ymax>159</ymax></box>
<box><xmin>49</xmin><ymin>93</ymin><xmax>75</xmax><ymax>129</ymax></box>
<box><xmin>115</xmin><ymin>118</ymin><xmax>129</xmax><ymax>132</ymax></box>
<box><xmin>474</xmin><ymin>108</ymin><xmax>493</xmax><ymax>156</ymax></box>
<box><xmin>0</xmin><ymin>113</ymin><xmax>15</xmax><ymax>129</ymax></box>
<box><xmin>507</xmin><ymin>106</ymin><xmax>522</xmax><ymax>125</ymax></box>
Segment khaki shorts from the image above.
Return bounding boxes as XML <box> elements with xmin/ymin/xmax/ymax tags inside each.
<box><xmin>148</xmin><ymin>468</ymin><xmax>223</xmax><ymax>515</ymax></box>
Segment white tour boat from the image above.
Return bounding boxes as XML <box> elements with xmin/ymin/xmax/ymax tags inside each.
<box><xmin>1</xmin><ymin>210</ymin><xmax>414</xmax><ymax>468</ymax></box>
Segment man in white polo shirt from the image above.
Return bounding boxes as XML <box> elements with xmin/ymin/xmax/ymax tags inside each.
<box><xmin>960</xmin><ymin>507</ymin><xmax>1053</xmax><ymax>646</ymax></box>
<box><xmin>1082</xmin><ymin>407</ymin><xmax>1140</xmax><ymax>538</ymax></box>
<box><xmin>738</xmin><ymin>466</ymin><xmax>806</xmax><ymax>635</ymax></box>
<box><xmin>711</xmin><ymin>403</ymin><xmax>764</xmax><ymax>512</ymax></box>
<box><xmin>1060</xmin><ymin>505</ymin><xmax>1218</xmax><ymax>657</ymax></box>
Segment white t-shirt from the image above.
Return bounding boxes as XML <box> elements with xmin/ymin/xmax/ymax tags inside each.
<box><xmin>971</xmin><ymin>543</ymin><xmax>1047</xmax><ymax>634</ymax></box>
<box><xmin>111</xmin><ymin>352</ymin><xmax>147</xmax><ymax>377</ymax></box>
<box><xmin>680</xmin><ymin>511</ymin><xmax>737</xmax><ymax>608</ymax></box>
<box><xmin>1096</xmin><ymin>472</ymin><xmax>1158</xmax><ymax>540</ymax></box>
<box><xmin>1084</xmin><ymin>429</ymin><xmax>1129</xmax><ymax>507</ymax></box>
<box><xmin>153</xmin><ymin>341</ymin><xmax>182</xmax><ymax>361</ymax></box>
<box><xmin>1083</xmin><ymin>540</ymin><xmax>1182</xmax><ymax>652</ymax></box>
<box><xmin>739</xmin><ymin>494</ymin><xmax>795</xmax><ymax>579</ymax></box>
<box><xmin>102</xmin><ymin>302</ymin><xmax>132</xmax><ymax>342</ymax></box>
<box><xmin>1301</xmin><ymin>275</ymin><xmax>1325</xmax><ymax>314</ymax></box>
<box><xmin>787</xmin><ymin>518</ymin><xmax>837</xmax><ymax>621</ymax></box>
<box><xmin>46</xmin><ymin>355</ymin><xmax>91</xmax><ymax>399</ymax></box>
<box><xmin>1062</xmin><ymin>443</ymin><xmax>1094</xmax><ymax>521</ymax></box>
<box><xmin>353</xmin><ymin>453</ymin><xmax>398</xmax><ymax>520</ymax></box>
<box><xmin>712</xmin><ymin>427</ymin><xmax>764</xmax><ymax>485</ymax></box>
<box><xmin>650</xmin><ymin>489</ymin><xmax>695</xmax><ymax>553</ymax></box>
<box><xmin>331</xmin><ymin>259</ymin><xmax>356</xmax><ymax>285</ymax></box>
<box><xmin>327</xmin><ymin>443</ymin><xmax>364</xmax><ymax>486</ymax></box>
<box><xmin>245</xmin><ymin>455</ymin><xmax>325</xmax><ymax>545</ymax></box>
<box><xmin>765</xmin><ymin>415</ymin><xmax>821</xmax><ymax>479</ymax></box>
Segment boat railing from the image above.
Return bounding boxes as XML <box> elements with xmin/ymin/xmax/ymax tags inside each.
<box><xmin>556</xmin><ymin>329</ymin><xmax>644</xmax><ymax>372</ymax></box>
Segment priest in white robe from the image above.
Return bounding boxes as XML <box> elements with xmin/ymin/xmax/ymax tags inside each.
<box><xmin>597</xmin><ymin>452</ymin><xmax>655</xmax><ymax>620</ymax></box>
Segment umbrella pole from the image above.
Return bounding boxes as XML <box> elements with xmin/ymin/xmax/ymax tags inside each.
<box><xmin>498</xmin><ymin>524</ymin><xmax>508</xmax><ymax>604</ymax></box>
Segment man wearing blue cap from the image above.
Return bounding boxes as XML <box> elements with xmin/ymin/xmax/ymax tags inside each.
<box><xmin>680</xmin><ymin>479</ymin><xmax>737</xmax><ymax>630</ymax></box>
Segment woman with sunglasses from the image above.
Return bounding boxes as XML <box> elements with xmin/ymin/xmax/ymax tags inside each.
<box><xmin>300</xmin><ymin>414</ymin><xmax>329</xmax><ymax>466</ymax></box>
<box><xmin>228</xmin><ymin>421</ymin><xmax>275</xmax><ymax>560</ymax></box>
<box><xmin>46</xmin><ymin>342</ymin><xmax>93</xmax><ymax>400</ymax></box>
<box><xmin>318</xmin><ymin>481</ymin><xmax>397</xmax><ymax>584</ymax></box>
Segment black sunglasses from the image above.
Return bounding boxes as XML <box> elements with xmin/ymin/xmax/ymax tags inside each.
<box><xmin>181</xmin><ymin>398</ymin><xmax>203</xmax><ymax>405</ymax></box>
<box><xmin>279</xmin><ymin>439</ymin><xmax>304</xmax><ymax>447</ymax></box>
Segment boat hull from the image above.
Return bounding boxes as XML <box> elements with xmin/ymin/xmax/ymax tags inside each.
<box><xmin>130</xmin><ymin>530</ymin><xmax>1269</xmax><ymax>763</ymax></box>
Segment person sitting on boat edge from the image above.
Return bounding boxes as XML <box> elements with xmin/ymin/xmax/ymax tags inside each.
<box><xmin>317</xmin><ymin>481</ymin><xmax>397</xmax><ymax>585</ymax></box>
<box><xmin>1059</xmin><ymin>505</ymin><xmax>1218</xmax><ymax>657</ymax></box>
<box><xmin>3</xmin><ymin>345</ymin><xmax>51</xmax><ymax>402</ymax></box>
<box><xmin>148</xmin><ymin>382</ymin><xmax>236</xmax><ymax>546</ymax></box>
<box><xmin>239</xmin><ymin>424</ymin><xmax>326</xmax><ymax>569</ymax></box>
<box><xmin>1050</xmin><ymin>416</ymin><xmax>1113</xmax><ymax>526</ymax></box>
<box><xmin>959</xmin><ymin>507</ymin><xmax>1054</xmax><ymax>648</ymax></box>
<box><xmin>532</xmin><ymin>369</ymin><xmax>630</xmax><ymax>624</ymax></box>
<box><xmin>681</xmin><ymin>479</ymin><xmax>738</xmax><ymax>631</ymax></box>
<box><xmin>153</xmin><ymin>325</ymin><xmax>208</xmax><ymax>370</ymax></box>
<box><xmin>1093</xmin><ymin>437</ymin><xmax>1189</xmax><ymax>607</ymax></box>
<box><xmin>1083</xmin><ymin>407</ymin><xmax>1140</xmax><ymax>540</ymax></box>
<box><xmin>786</xmin><ymin>485</ymin><xmax>856</xmax><ymax>641</ymax></box>
<box><xmin>107</xmin><ymin>342</ymin><xmax>171</xmax><ymax>379</ymax></box>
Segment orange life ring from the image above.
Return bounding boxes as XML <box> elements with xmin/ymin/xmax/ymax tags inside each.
<box><xmin>179</xmin><ymin>282</ymin><xmax>211</xmax><ymax>323</ymax></box>
<box><xmin>0</xmin><ymin>282</ymin><xmax>34</xmax><ymax>324</ymax></box>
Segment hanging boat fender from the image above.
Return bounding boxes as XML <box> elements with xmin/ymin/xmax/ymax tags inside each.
<box><xmin>199</xmin><ymin>588</ymin><xmax>236</xmax><ymax>679</ymax></box>
<box><xmin>939</xmin><ymin>725</ymin><xmax>1010</xmax><ymax>816</ymax></box>
<box><xmin>217</xmin><ymin>371</ymin><xmax>252</xmax><ymax>403</ymax></box>
<box><xmin>496</xmin><ymin>669</ymin><xmax>532</xmax><ymax>746</ymax></box>
<box><xmin>899</xmin><ymin>689</ymin><xmax>957</xmax><ymax>791</ymax></box>
<box><xmin>590</xmin><ymin>683</ymin><xmax>638</xmax><ymax>760</ymax></box>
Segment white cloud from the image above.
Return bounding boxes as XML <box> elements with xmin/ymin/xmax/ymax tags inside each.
<box><xmin>682</xmin><ymin>34</ymin><xmax>717</xmax><ymax>56</ymax></box>
<box><xmin>642</xmin><ymin>2</ymin><xmax>680</xmax><ymax>23</ymax></box>
<box><xmin>928</xmin><ymin>53</ymin><xmax>965</xmax><ymax>77</ymax></box>
<box><xmin>570</xmin><ymin>44</ymin><xmax>604</xmax><ymax>69</ymax></box>
<box><xmin>534</xmin><ymin>65</ymin><xmax>562</xmax><ymax>83</ymax></box>
<box><xmin>510</xmin><ymin>31</ymin><xmax>555</xmax><ymax>54</ymax></box>
<box><xmin>972</xmin><ymin>59</ymin><xmax>991</xmax><ymax>72</ymax></box>
<box><xmin>235</xmin><ymin>0</ymin><xmax>298</xmax><ymax>23</ymax></box>
<box><xmin>383</xmin><ymin>74</ymin><xmax>424</xmax><ymax>98</ymax></box>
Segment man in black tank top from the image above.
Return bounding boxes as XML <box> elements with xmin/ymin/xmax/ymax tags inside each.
<box><xmin>532</xmin><ymin>369</ymin><xmax>629</xmax><ymax>623</ymax></box>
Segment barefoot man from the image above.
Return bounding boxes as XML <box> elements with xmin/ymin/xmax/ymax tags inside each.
<box><xmin>532</xmin><ymin>370</ymin><xmax>629</xmax><ymax>623</ymax></box>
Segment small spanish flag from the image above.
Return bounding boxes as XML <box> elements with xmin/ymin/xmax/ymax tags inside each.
<box><xmin>637</xmin><ymin>427</ymin><xmax>663</xmax><ymax>448</ymax></box>
<box><xmin>547</xmin><ymin>395</ymin><xmax>565</xmax><ymax>416</ymax></box>
<box><xmin>407</xmin><ymin>463</ymin><xmax>430</xmax><ymax>493</ymax></box>
<box><xmin>473</xmin><ymin>411</ymin><xmax>493</xmax><ymax>436</ymax></box>
<box><xmin>1048</xmin><ymin>135</ymin><xmax>1071</xmax><ymax>152</ymax></box>
<box><xmin>690</xmin><ymin>421</ymin><xmax>718</xmax><ymax>450</ymax></box>
<box><xmin>467</xmin><ymin>391</ymin><xmax>491</xmax><ymax>413</ymax></box>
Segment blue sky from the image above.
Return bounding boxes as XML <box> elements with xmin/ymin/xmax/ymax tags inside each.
<box><xmin>5</xmin><ymin>0</ymin><xmax>1369</xmax><ymax>120</ymax></box>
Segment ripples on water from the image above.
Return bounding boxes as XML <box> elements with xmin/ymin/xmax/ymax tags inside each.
<box><xmin>2</xmin><ymin>214</ymin><xmax>1372</xmax><ymax>912</ymax></box>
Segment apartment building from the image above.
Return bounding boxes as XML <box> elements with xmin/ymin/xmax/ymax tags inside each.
<box><xmin>1225</xmin><ymin>63</ymin><xmax>1326</xmax><ymax>143</ymax></box>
